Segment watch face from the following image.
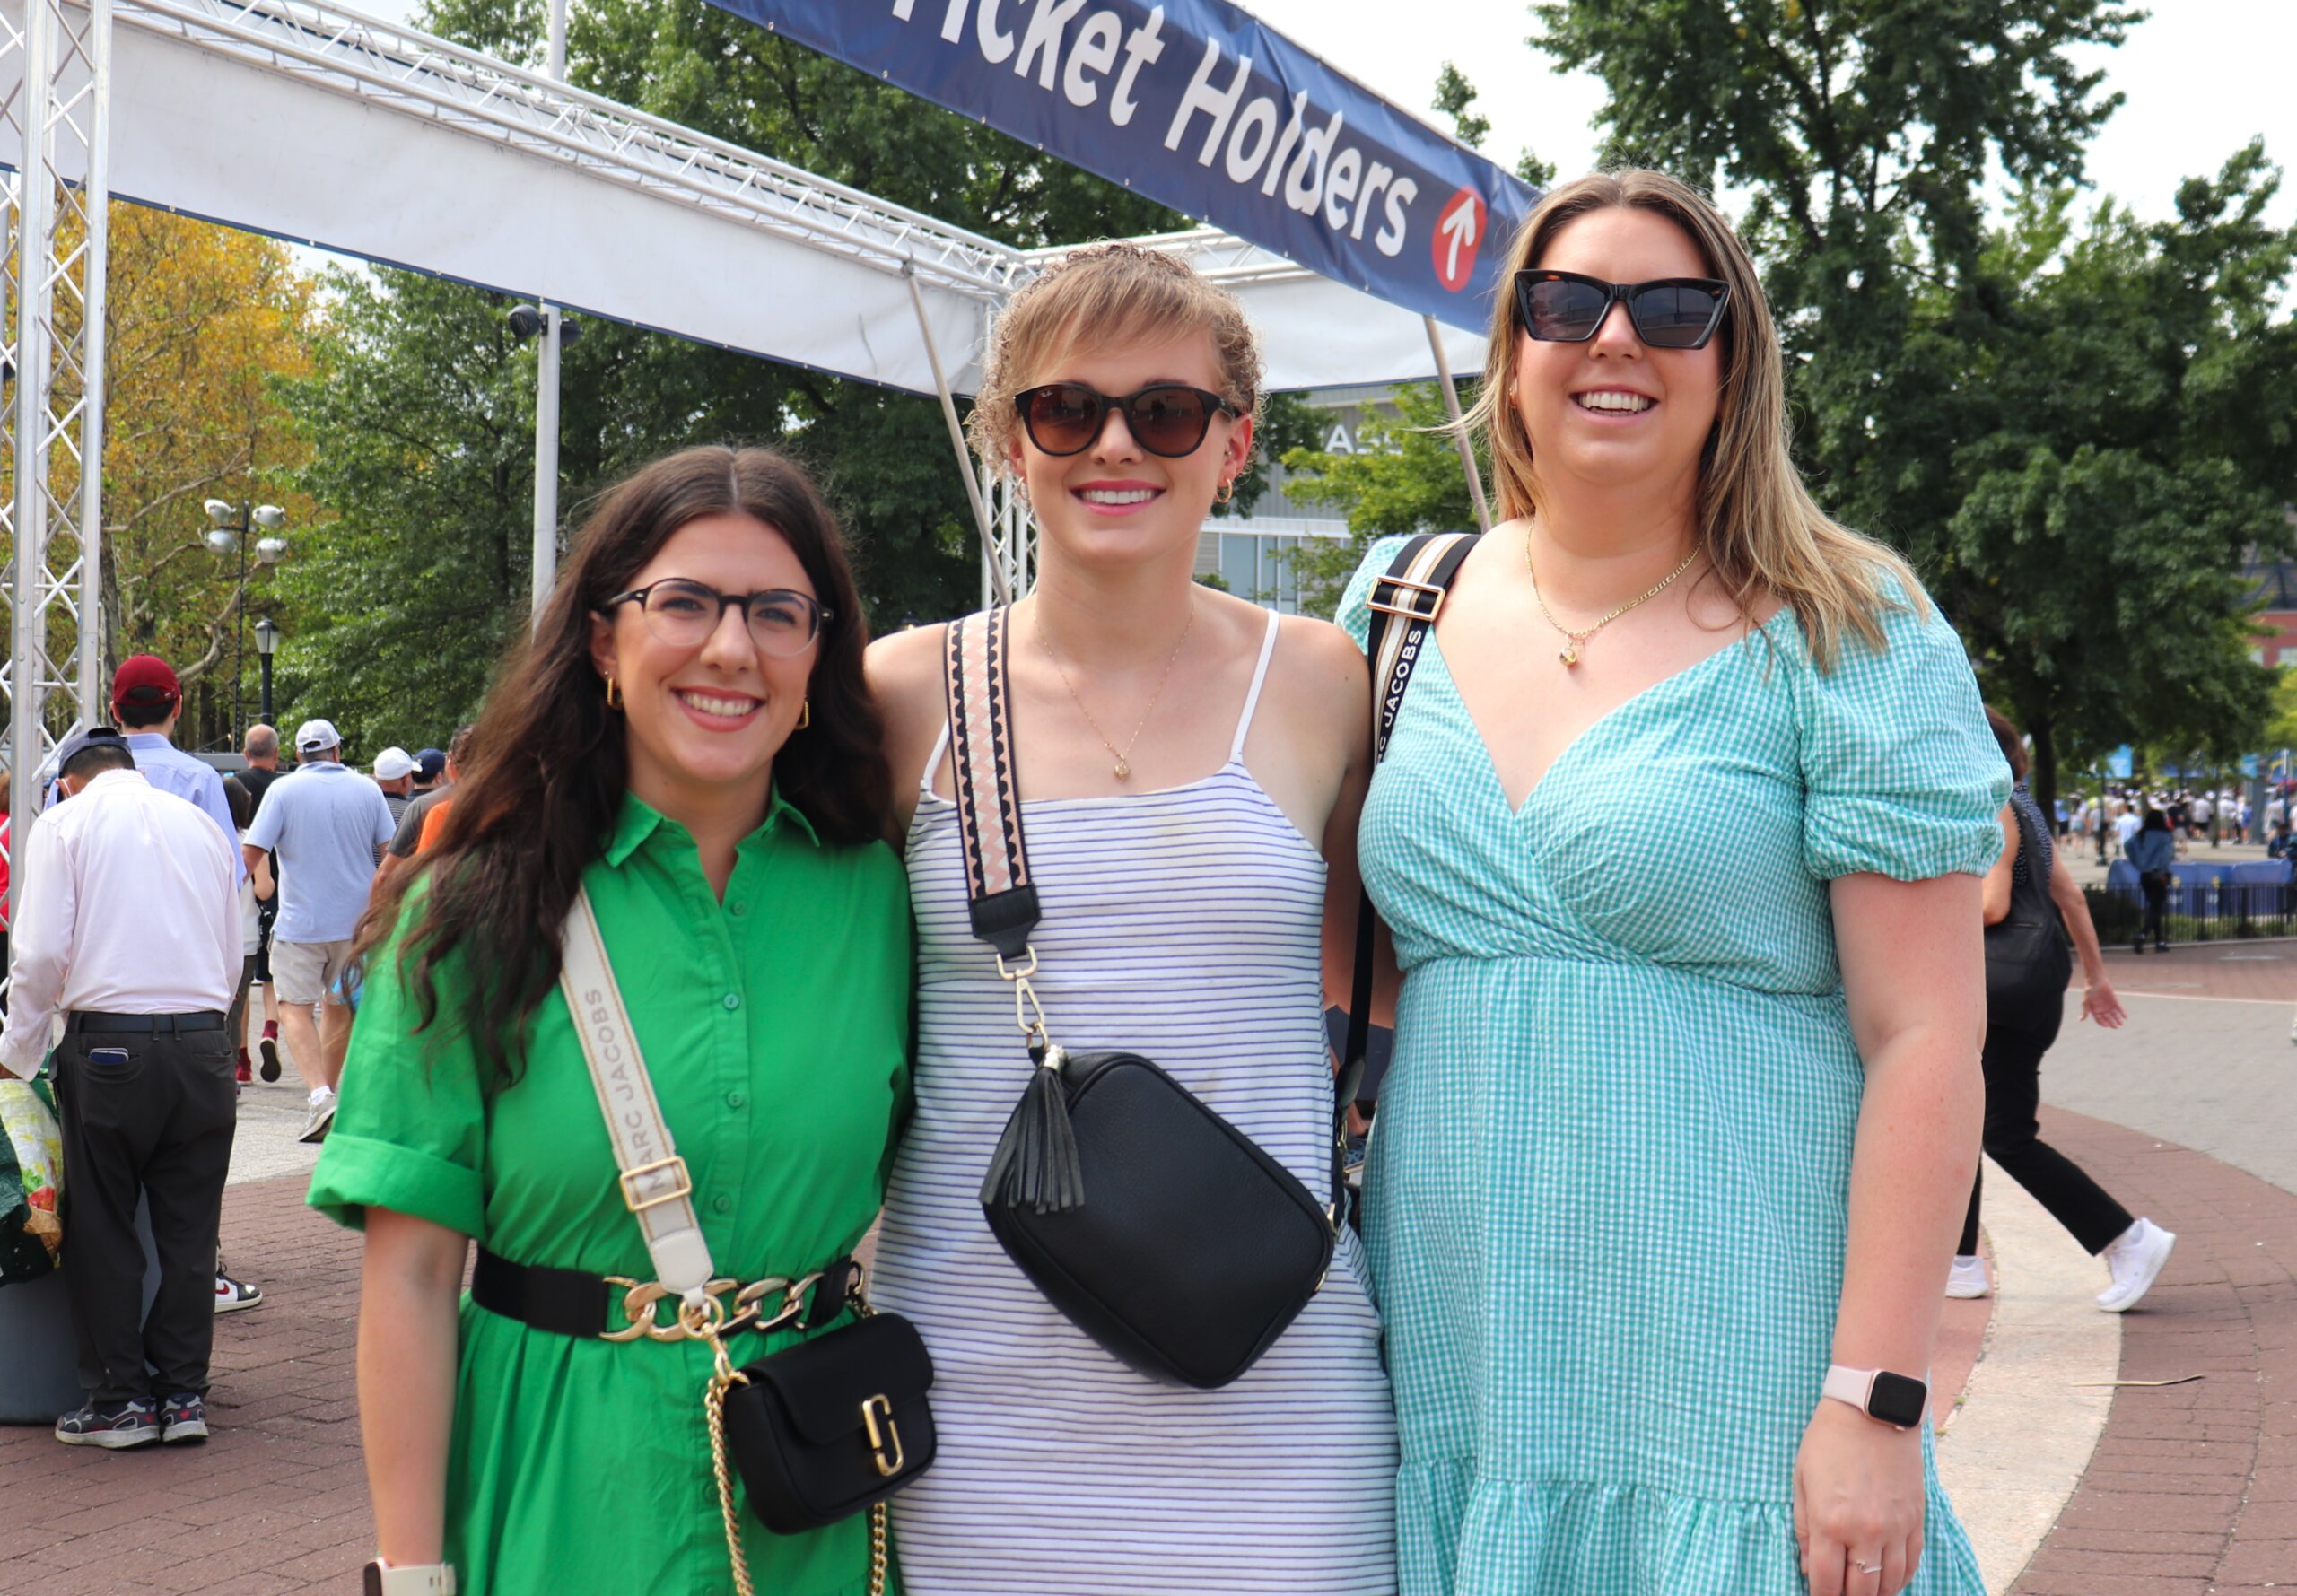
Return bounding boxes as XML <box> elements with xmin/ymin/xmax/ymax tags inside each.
<box><xmin>1868</xmin><ymin>1371</ymin><xmax>1928</xmax><ymax>1428</ymax></box>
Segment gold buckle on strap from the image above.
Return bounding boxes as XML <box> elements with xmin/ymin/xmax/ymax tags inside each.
<box><xmin>617</xmin><ymin>1155</ymin><xmax>693</xmax><ymax>1215</ymax></box>
<box><xmin>1368</xmin><ymin>573</ymin><xmax>1447</xmax><ymax>624</ymax></box>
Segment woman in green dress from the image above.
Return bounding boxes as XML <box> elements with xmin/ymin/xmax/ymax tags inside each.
<box><xmin>309</xmin><ymin>446</ymin><xmax>911</xmax><ymax>1596</ymax></box>
<box><xmin>1341</xmin><ymin>172</ymin><xmax>2004</xmax><ymax>1596</ymax></box>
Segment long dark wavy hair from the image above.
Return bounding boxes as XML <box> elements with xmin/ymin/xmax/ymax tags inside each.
<box><xmin>356</xmin><ymin>445</ymin><xmax>891</xmax><ymax>1086</ymax></box>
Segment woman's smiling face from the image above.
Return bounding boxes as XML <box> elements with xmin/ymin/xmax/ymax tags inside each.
<box><xmin>1011</xmin><ymin>328</ymin><xmax>1253</xmax><ymax>570</ymax></box>
<box><xmin>1512</xmin><ymin>205</ymin><xmax>1725</xmax><ymax>500</ymax></box>
<box><xmin>590</xmin><ymin>511</ymin><xmax>817</xmax><ymax>817</ymax></box>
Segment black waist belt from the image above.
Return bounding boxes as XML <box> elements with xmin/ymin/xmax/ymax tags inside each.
<box><xmin>66</xmin><ymin>1010</ymin><xmax>227</xmax><ymax>1035</ymax></box>
<box><xmin>471</xmin><ymin>1247</ymin><xmax>860</xmax><ymax>1341</ymax></box>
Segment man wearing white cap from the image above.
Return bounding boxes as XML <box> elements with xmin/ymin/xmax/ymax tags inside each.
<box><xmin>240</xmin><ymin>720</ymin><xmax>393</xmax><ymax>1142</ymax></box>
<box><xmin>371</xmin><ymin>746</ymin><xmax>417</xmax><ymax>825</ymax></box>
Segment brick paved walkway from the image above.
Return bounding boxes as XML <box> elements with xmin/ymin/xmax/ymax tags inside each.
<box><xmin>0</xmin><ymin>1174</ymin><xmax>371</xmax><ymax>1593</ymax></box>
<box><xmin>4</xmin><ymin>1068</ymin><xmax>2289</xmax><ymax>1593</ymax></box>
<box><xmin>2010</xmin><ymin>1106</ymin><xmax>2297</xmax><ymax>1596</ymax></box>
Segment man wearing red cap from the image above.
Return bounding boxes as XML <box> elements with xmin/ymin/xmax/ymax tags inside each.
<box><xmin>110</xmin><ymin>656</ymin><xmax>239</xmax><ymax>862</ymax></box>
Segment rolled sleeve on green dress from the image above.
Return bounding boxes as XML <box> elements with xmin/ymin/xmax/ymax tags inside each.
<box><xmin>307</xmin><ymin>789</ymin><xmax>913</xmax><ymax>1596</ymax></box>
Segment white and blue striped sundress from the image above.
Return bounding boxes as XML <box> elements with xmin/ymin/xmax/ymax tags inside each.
<box><xmin>872</xmin><ymin>608</ymin><xmax>1400</xmax><ymax>1595</ymax></box>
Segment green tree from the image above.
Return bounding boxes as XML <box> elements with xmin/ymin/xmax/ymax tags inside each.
<box><xmin>1281</xmin><ymin>384</ymin><xmax>1485</xmax><ymax>615</ymax></box>
<box><xmin>274</xmin><ymin>269</ymin><xmax>537</xmax><ymax>747</ymax></box>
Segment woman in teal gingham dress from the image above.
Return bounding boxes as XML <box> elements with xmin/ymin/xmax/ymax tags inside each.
<box><xmin>1343</xmin><ymin>173</ymin><xmax>2004</xmax><ymax>1596</ymax></box>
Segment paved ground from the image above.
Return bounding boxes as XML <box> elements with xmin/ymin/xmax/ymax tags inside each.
<box><xmin>0</xmin><ymin>942</ymin><xmax>2286</xmax><ymax>1594</ymax></box>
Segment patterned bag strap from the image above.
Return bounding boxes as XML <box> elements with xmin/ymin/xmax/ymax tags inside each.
<box><xmin>941</xmin><ymin>608</ymin><xmax>1041</xmax><ymax>961</ymax></box>
<box><xmin>1340</xmin><ymin>532</ymin><xmax>1481</xmax><ymax>1113</ymax></box>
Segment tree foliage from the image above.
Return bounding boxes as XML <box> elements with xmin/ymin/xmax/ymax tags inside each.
<box><xmin>1281</xmin><ymin>383</ymin><xmax>1485</xmax><ymax>614</ymax></box>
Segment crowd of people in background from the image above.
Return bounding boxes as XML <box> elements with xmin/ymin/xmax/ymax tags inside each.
<box><xmin>2066</xmin><ymin>783</ymin><xmax>2288</xmax><ymax>854</ymax></box>
<box><xmin>0</xmin><ymin>648</ymin><xmax>473</xmax><ymax>1449</ymax></box>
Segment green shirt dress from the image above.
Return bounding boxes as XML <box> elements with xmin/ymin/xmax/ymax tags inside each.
<box><xmin>309</xmin><ymin>792</ymin><xmax>913</xmax><ymax>1596</ymax></box>
<box><xmin>1341</xmin><ymin>541</ymin><xmax>2007</xmax><ymax>1596</ymax></box>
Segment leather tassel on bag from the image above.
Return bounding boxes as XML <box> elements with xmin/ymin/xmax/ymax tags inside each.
<box><xmin>980</xmin><ymin>1044</ymin><xmax>1085</xmax><ymax>1214</ymax></box>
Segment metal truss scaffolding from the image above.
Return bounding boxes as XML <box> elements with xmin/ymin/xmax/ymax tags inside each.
<box><xmin>3</xmin><ymin>0</ymin><xmax>110</xmax><ymax>866</ymax></box>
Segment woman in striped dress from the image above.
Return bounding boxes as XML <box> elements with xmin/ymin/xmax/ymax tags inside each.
<box><xmin>867</xmin><ymin>240</ymin><xmax>1398</xmax><ymax>1595</ymax></box>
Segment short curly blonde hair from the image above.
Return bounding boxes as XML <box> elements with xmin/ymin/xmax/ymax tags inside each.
<box><xmin>967</xmin><ymin>240</ymin><xmax>1264</xmax><ymax>477</ymax></box>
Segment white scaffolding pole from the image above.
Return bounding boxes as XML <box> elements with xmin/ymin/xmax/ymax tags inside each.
<box><xmin>5</xmin><ymin>0</ymin><xmax>113</xmax><ymax>842</ymax></box>
<box><xmin>1424</xmin><ymin>314</ymin><xmax>1491</xmax><ymax>533</ymax></box>
<box><xmin>906</xmin><ymin>268</ymin><xmax>1011</xmax><ymax>608</ymax></box>
<box><xmin>529</xmin><ymin>0</ymin><xmax>566</xmax><ymax>624</ymax></box>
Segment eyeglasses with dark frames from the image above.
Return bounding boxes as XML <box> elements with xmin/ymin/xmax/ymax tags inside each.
<box><xmin>601</xmin><ymin>578</ymin><xmax>831</xmax><ymax>658</ymax></box>
<box><xmin>1514</xmin><ymin>270</ymin><xmax>1731</xmax><ymax>351</ymax></box>
<box><xmin>1013</xmin><ymin>382</ymin><xmax>1240</xmax><ymax>459</ymax></box>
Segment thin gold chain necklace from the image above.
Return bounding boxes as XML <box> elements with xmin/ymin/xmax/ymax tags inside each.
<box><xmin>1036</xmin><ymin>599</ymin><xmax>1195</xmax><ymax>781</ymax></box>
<box><xmin>1524</xmin><ymin>528</ymin><xmax>1699</xmax><ymax>667</ymax></box>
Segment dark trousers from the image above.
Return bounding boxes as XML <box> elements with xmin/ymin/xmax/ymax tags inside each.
<box><xmin>2139</xmin><ymin>875</ymin><xmax>2170</xmax><ymax>946</ymax></box>
<box><xmin>52</xmin><ymin>1022</ymin><xmax>238</xmax><ymax>1404</ymax></box>
<box><xmin>1960</xmin><ymin>1003</ymin><xmax>2134</xmax><ymax>1258</ymax></box>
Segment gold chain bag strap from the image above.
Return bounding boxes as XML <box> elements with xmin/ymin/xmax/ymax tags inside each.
<box><xmin>559</xmin><ymin>890</ymin><xmax>930</xmax><ymax>1596</ymax></box>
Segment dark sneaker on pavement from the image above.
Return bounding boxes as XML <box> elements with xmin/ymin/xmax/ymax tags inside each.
<box><xmin>258</xmin><ymin>1034</ymin><xmax>281</xmax><ymax>1083</ymax></box>
<box><xmin>235</xmin><ymin>1048</ymin><xmax>253</xmax><ymax>1085</ymax></box>
<box><xmin>214</xmin><ymin>1274</ymin><xmax>263</xmax><ymax>1313</ymax></box>
<box><xmin>55</xmin><ymin>1399</ymin><xmax>159</xmax><ymax>1449</ymax></box>
<box><xmin>158</xmin><ymin>1392</ymin><xmax>209</xmax><ymax>1444</ymax></box>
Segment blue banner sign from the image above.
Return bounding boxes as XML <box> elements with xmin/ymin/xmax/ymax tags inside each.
<box><xmin>707</xmin><ymin>0</ymin><xmax>1540</xmax><ymax>331</ymax></box>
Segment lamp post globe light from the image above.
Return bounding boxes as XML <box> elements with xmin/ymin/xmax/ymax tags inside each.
<box><xmin>205</xmin><ymin>499</ymin><xmax>287</xmax><ymax>741</ymax></box>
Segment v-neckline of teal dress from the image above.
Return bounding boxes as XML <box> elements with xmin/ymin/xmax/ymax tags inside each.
<box><xmin>1423</xmin><ymin>604</ymin><xmax>1800</xmax><ymax>819</ymax></box>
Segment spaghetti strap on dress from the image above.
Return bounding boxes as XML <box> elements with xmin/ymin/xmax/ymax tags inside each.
<box><xmin>876</xmin><ymin>608</ymin><xmax>1399</xmax><ymax>1595</ymax></box>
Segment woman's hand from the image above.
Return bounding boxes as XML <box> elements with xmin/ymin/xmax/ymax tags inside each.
<box><xmin>2081</xmin><ymin>978</ymin><xmax>2127</xmax><ymax>1029</ymax></box>
<box><xmin>1793</xmin><ymin>1400</ymin><xmax>1926</xmax><ymax>1596</ymax></box>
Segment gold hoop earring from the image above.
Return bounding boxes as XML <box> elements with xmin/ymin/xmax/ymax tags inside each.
<box><xmin>1216</xmin><ymin>476</ymin><xmax>1236</xmax><ymax>506</ymax></box>
<box><xmin>603</xmin><ymin>674</ymin><xmax>622</xmax><ymax>711</ymax></box>
<box><xmin>797</xmin><ymin>699</ymin><xmax>811</xmax><ymax>730</ymax></box>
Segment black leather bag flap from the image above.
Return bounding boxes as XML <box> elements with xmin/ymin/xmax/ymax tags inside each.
<box><xmin>738</xmin><ymin>1312</ymin><xmax>935</xmax><ymax>1445</ymax></box>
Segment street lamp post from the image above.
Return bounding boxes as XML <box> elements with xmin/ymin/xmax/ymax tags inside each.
<box><xmin>204</xmin><ymin>499</ymin><xmax>287</xmax><ymax>742</ymax></box>
<box><xmin>254</xmin><ymin>615</ymin><xmax>279</xmax><ymax>724</ymax></box>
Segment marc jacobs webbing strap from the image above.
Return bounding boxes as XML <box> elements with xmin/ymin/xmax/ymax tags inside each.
<box><xmin>1341</xmin><ymin>531</ymin><xmax>1480</xmax><ymax>1107</ymax></box>
<box><xmin>560</xmin><ymin>887</ymin><xmax>717</xmax><ymax>1306</ymax></box>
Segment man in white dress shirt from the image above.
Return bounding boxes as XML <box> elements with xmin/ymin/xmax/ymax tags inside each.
<box><xmin>0</xmin><ymin>728</ymin><xmax>239</xmax><ymax>1449</ymax></box>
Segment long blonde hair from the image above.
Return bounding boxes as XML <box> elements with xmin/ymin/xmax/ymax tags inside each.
<box><xmin>1462</xmin><ymin>170</ymin><xmax>1921</xmax><ymax>667</ymax></box>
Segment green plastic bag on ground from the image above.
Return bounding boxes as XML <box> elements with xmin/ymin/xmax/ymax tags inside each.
<box><xmin>0</xmin><ymin>1074</ymin><xmax>64</xmax><ymax>1286</ymax></box>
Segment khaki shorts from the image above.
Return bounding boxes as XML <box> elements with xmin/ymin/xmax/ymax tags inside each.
<box><xmin>272</xmin><ymin>937</ymin><xmax>355</xmax><ymax>1007</ymax></box>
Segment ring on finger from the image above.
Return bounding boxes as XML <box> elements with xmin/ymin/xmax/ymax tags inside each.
<box><xmin>1856</xmin><ymin>1562</ymin><xmax>1882</xmax><ymax>1575</ymax></box>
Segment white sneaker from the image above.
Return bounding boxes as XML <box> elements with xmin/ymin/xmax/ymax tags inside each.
<box><xmin>1945</xmin><ymin>1255</ymin><xmax>1991</xmax><ymax>1299</ymax></box>
<box><xmin>214</xmin><ymin>1274</ymin><xmax>263</xmax><ymax>1313</ymax></box>
<box><xmin>298</xmin><ymin>1086</ymin><xmax>337</xmax><ymax>1145</ymax></box>
<box><xmin>2097</xmin><ymin>1217</ymin><xmax>2176</xmax><ymax>1312</ymax></box>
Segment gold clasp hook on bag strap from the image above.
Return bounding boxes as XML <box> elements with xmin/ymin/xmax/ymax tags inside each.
<box><xmin>996</xmin><ymin>946</ymin><xmax>1052</xmax><ymax>1053</ymax></box>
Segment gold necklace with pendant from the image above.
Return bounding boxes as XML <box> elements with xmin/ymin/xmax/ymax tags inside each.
<box><xmin>1524</xmin><ymin>528</ymin><xmax>1700</xmax><ymax>667</ymax></box>
<box><xmin>1038</xmin><ymin>600</ymin><xmax>1195</xmax><ymax>781</ymax></box>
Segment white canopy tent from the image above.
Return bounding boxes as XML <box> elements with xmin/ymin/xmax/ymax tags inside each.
<box><xmin>0</xmin><ymin>0</ymin><xmax>1493</xmax><ymax>801</ymax></box>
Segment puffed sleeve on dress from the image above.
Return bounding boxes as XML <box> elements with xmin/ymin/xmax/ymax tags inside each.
<box><xmin>1332</xmin><ymin>535</ymin><xmax>1417</xmax><ymax>654</ymax></box>
<box><xmin>306</xmin><ymin>893</ymin><xmax>488</xmax><ymax>1239</ymax></box>
<box><xmin>1794</xmin><ymin>576</ymin><xmax>2011</xmax><ymax>882</ymax></box>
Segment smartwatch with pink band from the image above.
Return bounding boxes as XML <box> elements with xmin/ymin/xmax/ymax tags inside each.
<box><xmin>1821</xmin><ymin>1364</ymin><xmax>1929</xmax><ymax>1430</ymax></box>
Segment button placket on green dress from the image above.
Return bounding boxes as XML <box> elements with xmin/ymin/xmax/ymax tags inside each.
<box><xmin>310</xmin><ymin>792</ymin><xmax>913</xmax><ymax>1596</ymax></box>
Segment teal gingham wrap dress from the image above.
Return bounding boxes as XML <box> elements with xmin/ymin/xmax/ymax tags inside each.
<box><xmin>1340</xmin><ymin>540</ymin><xmax>2006</xmax><ymax>1596</ymax></box>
